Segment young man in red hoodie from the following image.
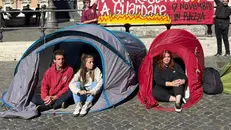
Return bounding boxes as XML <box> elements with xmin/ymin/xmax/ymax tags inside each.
<box><xmin>32</xmin><ymin>50</ymin><xmax>74</xmax><ymax>112</ymax></box>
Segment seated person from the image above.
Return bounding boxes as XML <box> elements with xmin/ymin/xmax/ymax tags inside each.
<box><xmin>69</xmin><ymin>53</ymin><xmax>103</xmax><ymax>117</ymax></box>
<box><xmin>32</xmin><ymin>50</ymin><xmax>74</xmax><ymax>112</ymax></box>
<box><xmin>81</xmin><ymin>0</ymin><xmax>98</xmax><ymax>24</ymax></box>
<box><xmin>152</xmin><ymin>50</ymin><xmax>187</xmax><ymax>112</ymax></box>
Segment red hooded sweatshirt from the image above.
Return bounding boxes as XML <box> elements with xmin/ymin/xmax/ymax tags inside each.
<box><xmin>41</xmin><ymin>64</ymin><xmax>74</xmax><ymax>101</ymax></box>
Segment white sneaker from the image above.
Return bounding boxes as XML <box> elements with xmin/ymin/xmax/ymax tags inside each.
<box><xmin>73</xmin><ymin>102</ymin><xmax>82</xmax><ymax>117</ymax></box>
<box><xmin>80</xmin><ymin>102</ymin><xmax>92</xmax><ymax>117</ymax></box>
<box><xmin>182</xmin><ymin>97</ymin><xmax>187</xmax><ymax>104</ymax></box>
<box><xmin>175</xmin><ymin>103</ymin><xmax>182</xmax><ymax>113</ymax></box>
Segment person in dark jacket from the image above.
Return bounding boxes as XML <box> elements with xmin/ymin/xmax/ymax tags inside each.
<box><xmin>31</xmin><ymin>50</ymin><xmax>74</xmax><ymax>112</ymax></box>
<box><xmin>23</xmin><ymin>4</ymin><xmax>33</xmax><ymax>25</ymax></box>
<box><xmin>152</xmin><ymin>50</ymin><xmax>187</xmax><ymax>112</ymax></box>
<box><xmin>214</xmin><ymin>0</ymin><xmax>231</xmax><ymax>56</ymax></box>
<box><xmin>35</xmin><ymin>4</ymin><xmax>41</xmax><ymax>25</ymax></box>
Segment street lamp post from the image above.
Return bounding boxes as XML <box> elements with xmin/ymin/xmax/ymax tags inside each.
<box><xmin>45</xmin><ymin>0</ymin><xmax>58</xmax><ymax>33</ymax></box>
<box><xmin>0</xmin><ymin>8</ymin><xmax>3</xmax><ymax>42</ymax></box>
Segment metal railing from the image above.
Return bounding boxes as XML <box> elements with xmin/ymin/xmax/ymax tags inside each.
<box><xmin>0</xmin><ymin>8</ymin><xmax>81</xmax><ymax>39</ymax></box>
<box><xmin>0</xmin><ymin>7</ymin><xmax>221</xmax><ymax>42</ymax></box>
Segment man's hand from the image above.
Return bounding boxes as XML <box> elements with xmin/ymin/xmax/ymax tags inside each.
<box><xmin>83</xmin><ymin>18</ymin><xmax>98</xmax><ymax>24</ymax></box>
<box><xmin>50</xmin><ymin>96</ymin><xmax>57</xmax><ymax>101</ymax></box>
<box><xmin>44</xmin><ymin>96</ymin><xmax>57</xmax><ymax>105</ymax></box>
<box><xmin>44</xmin><ymin>96</ymin><xmax>52</xmax><ymax>105</ymax></box>
<box><xmin>91</xmin><ymin>18</ymin><xmax>98</xmax><ymax>22</ymax></box>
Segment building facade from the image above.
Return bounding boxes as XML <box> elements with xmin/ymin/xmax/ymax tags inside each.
<box><xmin>0</xmin><ymin>0</ymin><xmax>48</xmax><ymax>10</ymax></box>
<box><xmin>0</xmin><ymin>0</ymin><xmax>94</xmax><ymax>21</ymax></box>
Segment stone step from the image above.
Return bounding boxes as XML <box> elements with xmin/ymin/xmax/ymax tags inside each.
<box><xmin>0</xmin><ymin>37</ymin><xmax>228</xmax><ymax>61</ymax></box>
<box><xmin>106</xmin><ymin>25</ymin><xmax>214</xmax><ymax>38</ymax></box>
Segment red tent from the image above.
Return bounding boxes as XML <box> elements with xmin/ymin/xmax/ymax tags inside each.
<box><xmin>138</xmin><ymin>29</ymin><xmax>204</xmax><ymax>111</ymax></box>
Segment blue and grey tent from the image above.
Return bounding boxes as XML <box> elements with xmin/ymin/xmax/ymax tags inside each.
<box><xmin>0</xmin><ymin>24</ymin><xmax>146</xmax><ymax>119</ymax></box>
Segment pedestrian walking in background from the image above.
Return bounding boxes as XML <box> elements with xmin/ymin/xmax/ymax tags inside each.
<box><xmin>23</xmin><ymin>5</ymin><xmax>33</xmax><ymax>25</ymax></box>
<box><xmin>35</xmin><ymin>4</ymin><xmax>41</xmax><ymax>26</ymax></box>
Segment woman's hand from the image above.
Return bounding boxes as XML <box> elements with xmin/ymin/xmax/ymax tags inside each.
<box><xmin>166</xmin><ymin>81</ymin><xmax>178</xmax><ymax>87</ymax></box>
<box><xmin>86</xmin><ymin>91</ymin><xmax>93</xmax><ymax>95</ymax></box>
<box><xmin>79</xmin><ymin>90</ymin><xmax>87</xmax><ymax>95</ymax></box>
<box><xmin>171</xmin><ymin>81</ymin><xmax>179</xmax><ymax>87</ymax></box>
<box><xmin>173</xmin><ymin>79</ymin><xmax>186</xmax><ymax>86</ymax></box>
<box><xmin>179</xmin><ymin>79</ymin><xmax>186</xmax><ymax>85</ymax></box>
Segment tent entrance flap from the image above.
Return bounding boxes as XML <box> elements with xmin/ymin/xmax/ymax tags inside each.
<box><xmin>34</xmin><ymin>41</ymin><xmax>103</xmax><ymax>102</ymax></box>
<box><xmin>27</xmin><ymin>41</ymin><xmax>104</xmax><ymax>113</ymax></box>
<box><xmin>138</xmin><ymin>29</ymin><xmax>204</xmax><ymax>111</ymax></box>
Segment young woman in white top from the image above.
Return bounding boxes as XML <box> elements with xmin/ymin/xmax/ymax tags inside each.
<box><xmin>69</xmin><ymin>54</ymin><xmax>103</xmax><ymax>116</ymax></box>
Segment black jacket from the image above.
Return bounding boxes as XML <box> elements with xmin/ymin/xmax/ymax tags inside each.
<box><xmin>154</xmin><ymin>63</ymin><xmax>187</xmax><ymax>87</ymax></box>
<box><xmin>215</xmin><ymin>0</ymin><xmax>231</xmax><ymax>20</ymax></box>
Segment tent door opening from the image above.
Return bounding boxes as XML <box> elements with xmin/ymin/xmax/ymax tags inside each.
<box><xmin>31</xmin><ymin>42</ymin><xmax>103</xmax><ymax>106</ymax></box>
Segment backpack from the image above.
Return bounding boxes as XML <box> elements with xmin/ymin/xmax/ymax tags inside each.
<box><xmin>203</xmin><ymin>67</ymin><xmax>223</xmax><ymax>94</ymax></box>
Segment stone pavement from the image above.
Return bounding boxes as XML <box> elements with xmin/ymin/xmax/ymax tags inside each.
<box><xmin>1</xmin><ymin>61</ymin><xmax>231</xmax><ymax>130</ymax></box>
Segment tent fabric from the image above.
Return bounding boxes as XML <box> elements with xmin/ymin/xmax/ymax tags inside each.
<box><xmin>112</xmin><ymin>31</ymin><xmax>147</xmax><ymax>71</ymax></box>
<box><xmin>0</xmin><ymin>52</ymin><xmax>39</xmax><ymax>119</ymax></box>
<box><xmin>61</xmin><ymin>25</ymin><xmax>131</xmax><ymax>63</ymax></box>
<box><xmin>138</xmin><ymin>29</ymin><xmax>204</xmax><ymax>111</ymax></box>
<box><xmin>1</xmin><ymin>24</ymin><xmax>146</xmax><ymax>119</ymax></box>
<box><xmin>220</xmin><ymin>60</ymin><xmax>231</xmax><ymax>94</ymax></box>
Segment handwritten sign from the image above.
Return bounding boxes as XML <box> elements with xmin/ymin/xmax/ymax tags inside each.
<box><xmin>98</xmin><ymin>0</ymin><xmax>214</xmax><ymax>25</ymax></box>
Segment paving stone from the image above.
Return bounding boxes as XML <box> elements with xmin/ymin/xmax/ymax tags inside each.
<box><xmin>28</xmin><ymin>128</ymin><xmax>37</xmax><ymax>130</ymax></box>
<box><xmin>129</xmin><ymin>126</ymin><xmax>143</xmax><ymax>130</ymax></box>
<box><xmin>222</xmin><ymin>126</ymin><xmax>231</xmax><ymax>130</ymax></box>
<box><xmin>122</xmin><ymin>124</ymin><xmax>134</xmax><ymax>130</ymax></box>
<box><xmin>102</xmin><ymin>123</ymin><xmax>115</xmax><ymax>129</ymax></box>
<box><xmin>113</xmin><ymin>123</ymin><xmax>122</xmax><ymax>128</ymax></box>
<box><xmin>0</xmin><ymin>126</ymin><xmax>7</xmax><ymax>130</ymax></box>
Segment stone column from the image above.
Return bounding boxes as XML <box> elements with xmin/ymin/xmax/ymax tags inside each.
<box><xmin>45</xmin><ymin>0</ymin><xmax>57</xmax><ymax>33</ymax></box>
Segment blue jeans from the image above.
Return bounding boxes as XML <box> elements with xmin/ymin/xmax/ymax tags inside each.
<box><xmin>72</xmin><ymin>81</ymin><xmax>97</xmax><ymax>103</ymax></box>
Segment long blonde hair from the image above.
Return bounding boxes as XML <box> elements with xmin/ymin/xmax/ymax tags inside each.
<box><xmin>79</xmin><ymin>53</ymin><xmax>95</xmax><ymax>84</ymax></box>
